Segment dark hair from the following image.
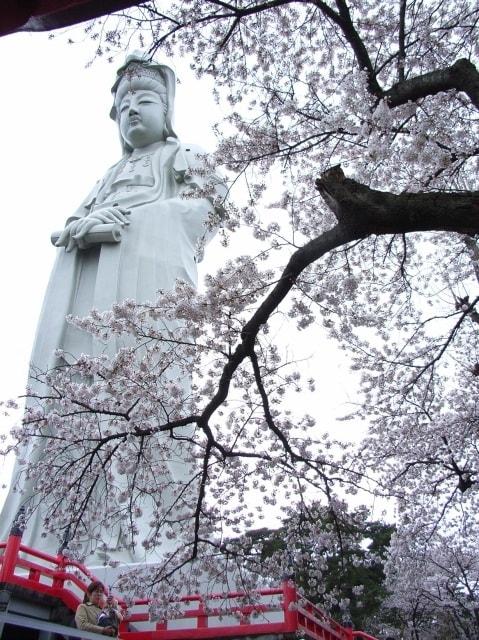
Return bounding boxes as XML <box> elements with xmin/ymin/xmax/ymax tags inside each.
<box><xmin>83</xmin><ymin>580</ymin><xmax>105</xmax><ymax>603</ymax></box>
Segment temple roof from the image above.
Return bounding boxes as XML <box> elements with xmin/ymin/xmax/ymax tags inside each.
<box><xmin>1</xmin><ymin>0</ymin><xmax>139</xmax><ymax>36</ymax></box>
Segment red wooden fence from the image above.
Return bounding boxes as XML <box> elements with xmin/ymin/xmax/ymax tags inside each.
<box><xmin>0</xmin><ymin>534</ymin><xmax>378</xmax><ymax>640</ymax></box>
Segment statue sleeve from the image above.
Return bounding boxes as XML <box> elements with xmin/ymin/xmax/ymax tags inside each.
<box><xmin>174</xmin><ymin>143</ymin><xmax>228</xmax><ymax>211</ymax></box>
<box><xmin>64</xmin><ymin>179</ymin><xmax>104</xmax><ymax>226</ymax></box>
<box><xmin>173</xmin><ymin>144</ymin><xmax>228</xmax><ymax>263</ymax></box>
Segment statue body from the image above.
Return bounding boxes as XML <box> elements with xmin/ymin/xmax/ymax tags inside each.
<box><xmin>49</xmin><ymin>139</ymin><xmax>217</xmax><ymax>360</ymax></box>
<box><xmin>0</xmin><ymin>55</ymin><xmax>226</xmax><ymax>565</ymax></box>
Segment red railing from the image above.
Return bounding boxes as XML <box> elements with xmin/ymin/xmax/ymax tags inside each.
<box><xmin>0</xmin><ymin>534</ymin><xmax>378</xmax><ymax>640</ymax></box>
<box><xmin>0</xmin><ymin>533</ymin><xmax>97</xmax><ymax>611</ymax></box>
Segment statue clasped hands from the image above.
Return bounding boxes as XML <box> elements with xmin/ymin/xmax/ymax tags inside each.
<box><xmin>54</xmin><ymin>206</ymin><xmax>131</xmax><ymax>251</ymax></box>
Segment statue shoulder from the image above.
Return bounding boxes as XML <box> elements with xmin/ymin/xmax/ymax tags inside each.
<box><xmin>180</xmin><ymin>143</ymin><xmax>209</xmax><ymax>166</ymax></box>
<box><xmin>173</xmin><ymin>142</ymin><xmax>228</xmax><ymax>202</ymax></box>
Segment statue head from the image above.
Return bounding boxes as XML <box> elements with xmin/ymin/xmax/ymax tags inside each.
<box><xmin>110</xmin><ymin>52</ymin><xmax>177</xmax><ymax>153</ymax></box>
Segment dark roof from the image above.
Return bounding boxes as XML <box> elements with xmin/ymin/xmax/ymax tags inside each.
<box><xmin>1</xmin><ymin>0</ymin><xmax>140</xmax><ymax>36</ymax></box>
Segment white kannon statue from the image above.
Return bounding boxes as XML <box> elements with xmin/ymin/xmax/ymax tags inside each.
<box><xmin>0</xmin><ymin>53</ymin><xmax>226</xmax><ymax>566</ymax></box>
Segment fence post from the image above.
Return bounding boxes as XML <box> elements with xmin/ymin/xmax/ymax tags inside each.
<box><xmin>0</xmin><ymin>507</ymin><xmax>25</xmax><ymax>582</ymax></box>
<box><xmin>52</xmin><ymin>554</ymin><xmax>66</xmax><ymax>591</ymax></box>
<box><xmin>197</xmin><ymin>597</ymin><xmax>208</xmax><ymax>629</ymax></box>
<box><xmin>282</xmin><ymin>579</ymin><xmax>297</xmax><ymax>632</ymax></box>
<box><xmin>51</xmin><ymin>525</ymin><xmax>72</xmax><ymax>591</ymax></box>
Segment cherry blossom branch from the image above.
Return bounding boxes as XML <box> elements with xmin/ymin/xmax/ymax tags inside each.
<box><xmin>397</xmin><ymin>0</ymin><xmax>407</xmax><ymax>82</ymax></box>
<box><xmin>330</xmin><ymin>0</ymin><xmax>382</xmax><ymax>96</ymax></box>
<box><xmin>192</xmin><ymin>441</ymin><xmax>212</xmax><ymax>558</ymax></box>
<box><xmin>408</xmin><ymin>295</ymin><xmax>479</xmax><ymax>386</ymax></box>
<box><xmin>250</xmin><ymin>349</ymin><xmax>299</xmax><ymax>462</ymax></box>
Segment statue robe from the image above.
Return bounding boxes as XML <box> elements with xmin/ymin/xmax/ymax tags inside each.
<box><xmin>0</xmin><ymin>138</ymin><xmax>226</xmax><ymax>564</ymax></box>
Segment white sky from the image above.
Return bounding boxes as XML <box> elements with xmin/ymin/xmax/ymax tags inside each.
<box><xmin>0</xmin><ymin>30</ymin><xmax>360</xmax><ymax>517</ymax></box>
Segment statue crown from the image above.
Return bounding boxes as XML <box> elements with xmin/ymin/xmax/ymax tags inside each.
<box><xmin>118</xmin><ymin>62</ymin><xmax>167</xmax><ymax>93</ymax></box>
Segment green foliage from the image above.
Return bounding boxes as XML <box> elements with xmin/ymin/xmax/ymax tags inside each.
<box><xmin>243</xmin><ymin>506</ymin><xmax>394</xmax><ymax>631</ymax></box>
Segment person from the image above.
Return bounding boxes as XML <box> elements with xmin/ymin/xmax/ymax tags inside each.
<box><xmin>0</xmin><ymin>51</ymin><xmax>227</xmax><ymax>564</ymax></box>
<box><xmin>97</xmin><ymin>592</ymin><xmax>123</xmax><ymax>635</ymax></box>
<box><xmin>75</xmin><ymin>581</ymin><xmax>122</xmax><ymax>637</ymax></box>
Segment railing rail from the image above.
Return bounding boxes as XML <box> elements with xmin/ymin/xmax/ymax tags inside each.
<box><xmin>0</xmin><ymin>535</ymin><xmax>379</xmax><ymax>640</ymax></box>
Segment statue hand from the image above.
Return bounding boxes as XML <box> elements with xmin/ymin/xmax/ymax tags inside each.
<box><xmin>55</xmin><ymin>218</ymin><xmax>87</xmax><ymax>252</ymax></box>
<box><xmin>56</xmin><ymin>207</ymin><xmax>130</xmax><ymax>251</ymax></box>
<box><xmin>72</xmin><ymin>207</ymin><xmax>130</xmax><ymax>248</ymax></box>
<box><xmin>81</xmin><ymin>206</ymin><xmax>131</xmax><ymax>228</ymax></box>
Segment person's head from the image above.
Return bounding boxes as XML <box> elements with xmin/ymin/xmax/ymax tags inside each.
<box><xmin>110</xmin><ymin>53</ymin><xmax>177</xmax><ymax>153</ymax></box>
<box><xmin>83</xmin><ymin>580</ymin><xmax>106</xmax><ymax>605</ymax></box>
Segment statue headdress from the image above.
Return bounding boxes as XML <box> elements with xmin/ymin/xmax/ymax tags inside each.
<box><xmin>110</xmin><ymin>51</ymin><xmax>177</xmax><ymax>152</ymax></box>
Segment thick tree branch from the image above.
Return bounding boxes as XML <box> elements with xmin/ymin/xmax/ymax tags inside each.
<box><xmin>316</xmin><ymin>165</ymin><xmax>479</xmax><ymax>235</ymax></box>
<box><xmin>385</xmin><ymin>58</ymin><xmax>479</xmax><ymax>109</ymax></box>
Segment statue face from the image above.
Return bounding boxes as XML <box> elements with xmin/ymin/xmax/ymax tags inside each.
<box><xmin>118</xmin><ymin>89</ymin><xmax>166</xmax><ymax>149</ymax></box>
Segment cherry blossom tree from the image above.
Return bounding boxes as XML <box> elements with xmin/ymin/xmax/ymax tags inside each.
<box><xmin>4</xmin><ymin>0</ymin><xmax>479</xmax><ymax>622</ymax></box>
<box><xmin>235</xmin><ymin>501</ymin><xmax>394</xmax><ymax>633</ymax></box>
<box><xmin>384</xmin><ymin>522</ymin><xmax>479</xmax><ymax>639</ymax></box>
